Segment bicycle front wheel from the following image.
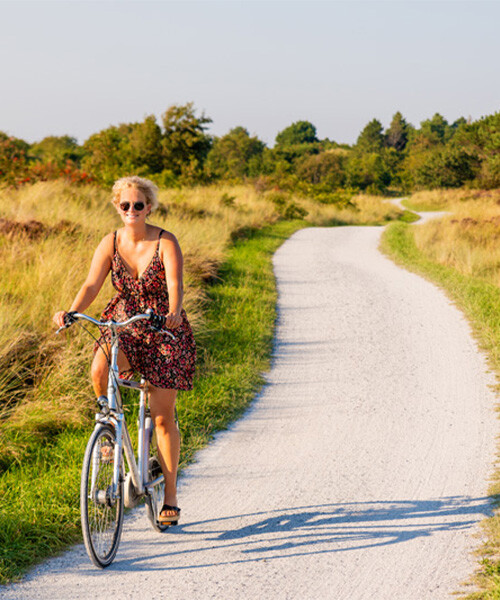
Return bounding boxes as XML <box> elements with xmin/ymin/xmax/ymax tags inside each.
<box><xmin>81</xmin><ymin>423</ymin><xmax>124</xmax><ymax>568</ymax></box>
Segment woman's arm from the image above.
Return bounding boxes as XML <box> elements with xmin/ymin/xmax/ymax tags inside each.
<box><xmin>53</xmin><ymin>234</ymin><xmax>114</xmax><ymax>327</ymax></box>
<box><xmin>160</xmin><ymin>233</ymin><xmax>184</xmax><ymax>329</ymax></box>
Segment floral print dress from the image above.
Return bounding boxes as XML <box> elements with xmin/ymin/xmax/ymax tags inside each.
<box><xmin>95</xmin><ymin>230</ymin><xmax>196</xmax><ymax>390</ymax></box>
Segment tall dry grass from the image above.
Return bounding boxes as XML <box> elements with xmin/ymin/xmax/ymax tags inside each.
<box><xmin>404</xmin><ymin>188</ymin><xmax>500</xmax><ymax>212</ymax></box>
<box><xmin>303</xmin><ymin>193</ymin><xmax>404</xmax><ymax>226</ymax></box>
<box><xmin>408</xmin><ymin>189</ymin><xmax>500</xmax><ymax>287</ymax></box>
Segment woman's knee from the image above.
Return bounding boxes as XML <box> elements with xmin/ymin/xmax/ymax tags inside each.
<box><xmin>150</xmin><ymin>388</ymin><xmax>177</xmax><ymax>430</ymax></box>
<box><xmin>153</xmin><ymin>413</ymin><xmax>177</xmax><ymax>435</ymax></box>
<box><xmin>91</xmin><ymin>352</ymin><xmax>108</xmax><ymax>384</ymax></box>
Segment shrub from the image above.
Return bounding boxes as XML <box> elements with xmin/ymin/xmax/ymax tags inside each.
<box><xmin>295</xmin><ymin>151</ymin><xmax>347</xmax><ymax>188</ymax></box>
<box><xmin>220</xmin><ymin>193</ymin><xmax>236</xmax><ymax>207</ymax></box>
<box><xmin>283</xmin><ymin>202</ymin><xmax>308</xmax><ymax>219</ymax></box>
<box><xmin>264</xmin><ymin>190</ymin><xmax>307</xmax><ymax>219</ymax></box>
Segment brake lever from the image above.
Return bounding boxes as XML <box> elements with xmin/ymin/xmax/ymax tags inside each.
<box><xmin>148</xmin><ymin>322</ymin><xmax>176</xmax><ymax>340</ymax></box>
<box><xmin>159</xmin><ymin>329</ymin><xmax>176</xmax><ymax>341</ymax></box>
<box><xmin>55</xmin><ymin>311</ymin><xmax>78</xmax><ymax>335</ymax></box>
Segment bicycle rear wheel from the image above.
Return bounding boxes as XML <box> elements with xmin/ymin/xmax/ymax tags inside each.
<box><xmin>145</xmin><ymin>429</ymin><xmax>169</xmax><ymax>532</ymax></box>
<box><xmin>81</xmin><ymin>423</ymin><xmax>124</xmax><ymax>567</ymax></box>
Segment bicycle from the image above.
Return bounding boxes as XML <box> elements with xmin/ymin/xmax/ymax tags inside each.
<box><xmin>57</xmin><ymin>309</ymin><xmax>176</xmax><ymax>568</ymax></box>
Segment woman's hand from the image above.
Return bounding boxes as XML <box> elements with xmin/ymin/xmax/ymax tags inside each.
<box><xmin>53</xmin><ymin>311</ymin><xmax>67</xmax><ymax>328</ymax></box>
<box><xmin>165</xmin><ymin>312</ymin><xmax>182</xmax><ymax>329</ymax></box>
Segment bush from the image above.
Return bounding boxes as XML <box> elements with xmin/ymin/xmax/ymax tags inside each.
<box><xmin>283</xmin><ymin>202</ymin><xmax>308</xmax><ymax>219</ymax></box>
<box><xmin>220</xmin><ymin>193</ymin><xmax>236</xmax><ymax>207</ymax></box>
<box><xmin>346</xmin><ymin>152</ymin><xmax>391</xmax><ymax>193</ymax></box>
<box><xmin>408</xmin><ymin>146</ymin><xmax>479</xmax><ymax>189</ymax></box>
<box><xmin>477</xmin><ymin>154</ymin><xmax>500</xmax><ymax>189</ymax></box>
<box><xmin>295</xmin><ymin>151</ymin><xmax>347</xmax><ymax>188</ymax></box>
<box><xmin>264</xmin><ymin>191</ymin><xmax>308</xmax><ymax>219</ymax></box>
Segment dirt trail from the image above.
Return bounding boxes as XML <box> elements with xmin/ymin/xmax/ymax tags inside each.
<box><xmin>2</xmin><ymin>222</ymin><xmax>497</xmax><ymax>599</ymax></box>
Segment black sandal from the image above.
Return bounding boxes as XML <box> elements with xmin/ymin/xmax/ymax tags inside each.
<box><xmin>159</xmin><ymin>504</ymin><xmax>181</xmax><ymax>525</ymax></box>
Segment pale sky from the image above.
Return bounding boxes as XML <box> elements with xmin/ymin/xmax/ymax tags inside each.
<box><xmin>1</xmin><ymin>0</ymin><xmax>499</xmax><ymax>146</ymax></box>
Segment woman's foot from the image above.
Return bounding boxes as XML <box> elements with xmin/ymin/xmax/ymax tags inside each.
<box><xmin>159</xmin><ymin>504</ymin><xmax>181</xmax><ymax>525</ymax></box>
<box><xmin>159</xmin><ymin>493</ymin><xmax>179</xmax><ymax>523</ymax></box>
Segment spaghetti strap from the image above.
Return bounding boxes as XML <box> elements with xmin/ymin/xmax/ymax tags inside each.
<box><xmin>157</xmin><ymin>229</ymin><xmax>164</xmax><ymax>248</ymax></box>
<box><xmin>113</xmin><ymin>230</ymin><xmax>118</xmax><ymax>252</ymax></box>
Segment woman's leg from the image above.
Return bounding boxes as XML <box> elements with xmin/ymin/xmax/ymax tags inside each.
<box><xmin>148</xmin><ymin>385</ymin><xmax>180</xmax><ymax>515</ymax></box>
<box><xmin>91</xmin><ymin>346</ymin><xmax>132</xmax><ymax>397</ymax></box>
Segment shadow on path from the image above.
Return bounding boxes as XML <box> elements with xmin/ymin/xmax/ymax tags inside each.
<box><xmin>96</xmin><ymin>495</ymin><xmax>491</xmax><ymax>574</ymax></box>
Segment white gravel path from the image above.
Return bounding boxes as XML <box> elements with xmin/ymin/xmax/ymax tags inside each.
<box><xmin>2</xmin><ymin>223</ymin><xmax>498</xmax><ymax>600</ymax></box>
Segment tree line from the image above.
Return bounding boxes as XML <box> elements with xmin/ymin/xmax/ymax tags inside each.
<box><xmin>1</xmin><ymin>102</ymin><xmax>499</xmax><ymax>197</ymax></box>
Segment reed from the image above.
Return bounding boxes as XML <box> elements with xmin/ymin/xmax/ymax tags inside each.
<box><xmin>409</xmin><ymin>190</ymin><xmax>500</xmax><ymax>287</ymax></box>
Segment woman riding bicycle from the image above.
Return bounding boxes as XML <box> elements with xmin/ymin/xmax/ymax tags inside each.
<box><xmin>53</xmin><ymin>175</ymin><xmax>195</xmax><ymax>525</ymax></box>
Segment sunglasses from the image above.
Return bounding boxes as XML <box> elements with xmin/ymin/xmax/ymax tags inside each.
<box><xmin>119</xmin><ymin>201</ymin><xmax>146</xmax><ymax>212</ymax></box>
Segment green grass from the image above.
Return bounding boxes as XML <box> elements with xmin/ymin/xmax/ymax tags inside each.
<box><xmin>0</xmin><ymin>218</ymin><xmax>306</xmax><ymax>585</ymax></box>
<box><xmin>398</xmin><ymin>209</ymin><xmax>421</xmax><ymax>223</ymax></box>
<box><xmin>381</xmin><ymin>222</ymin><xmax>500</xmax><ymax>599</ymax></box>
<box><xmin>400</xmin><ymin>198</ymin><xmax>446</xmax><ymax>212</ymax></box>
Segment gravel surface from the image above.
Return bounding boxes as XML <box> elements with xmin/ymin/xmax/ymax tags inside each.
<box><xmin>2</xmin><ymin>224</ymin><xmax>498</xmax><ymax>600</ymax></box>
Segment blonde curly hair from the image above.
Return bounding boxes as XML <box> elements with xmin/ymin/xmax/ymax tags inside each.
<box><xmin>111</xmin><ymin>176</ymin><xmax>159</xmax><ymax>212</ymax></box>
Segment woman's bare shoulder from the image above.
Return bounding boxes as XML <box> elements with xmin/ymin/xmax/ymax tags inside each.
<box><xmin>95</xmin><ymin>232</ymin><xmax>116</xmax><ymax>257</ymax></box>
<box><xmin>158</xmin><ymin>229</ymin><xmax>179</xmax><ymax>244</ymax></box>
<box><xmin>158</xmin><ymin>229</ymin><xmax>182</xmax><ymax>261</ymax></box>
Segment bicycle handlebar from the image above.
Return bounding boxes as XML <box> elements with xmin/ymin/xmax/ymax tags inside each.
<box><xmin>56</xmin><ymin>309</ymin><xmax>176</xmax><ymax>340</ymax></box>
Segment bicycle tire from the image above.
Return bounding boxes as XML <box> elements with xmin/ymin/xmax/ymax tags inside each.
<box><xmin>81</xmin><ymin>423</ymin><xmax>124</xmax><ymax>567</ymax></box>
<box><xmin>145</xmin><ymin>429</ymin><xmax>169</xmax><ymax>532</ymax></box>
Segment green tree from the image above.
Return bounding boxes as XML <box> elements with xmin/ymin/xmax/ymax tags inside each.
<box><xmin>410</xmin><ymin>113</ymin><xmax>455</xmax><ymax>149</ymax></box>
<box><xmin>356</xmin><ymin>119</ymin><xmax>385</xmax><ymax>153</ymax></box>
<box><xmin>30</xmin><ymin>136</ymin><xmax>81</xmax><ymax>168</ymax></box>
<box><xmin>127</xmin><ymin>115</ymin><xmax>163</xmax><ymax>174</ymax></box>
<box><xmin>0</xmin><ymin>132</ymin><xmax>30</xmax><ymax>185</ymax></box>
<box><xmin>81</xmin><ymin>115</ymin><xmax>165</xmax><ymax>184</ymax></box>
<box><xmin>81</xmin><ymin>125</ymin><xmax>130</xmax><ymax>185</ymax></box>
<box><xmin>404</xmin><ymin>145</ymin><xmax>478</xmax><ymax>189</ymax></box>
<box><xmin>161</xmin><ymin>102</ymin><xmax>212</xmax><ymax>181</ymax></box>
<box><xmin>275</xmin><ymin>121</ymin><xmax>318</xmax><ymax>147</ymax></box>
<box><xmin>206</xmin><ymin>127</ymin><xmax>265</xmax><ymax>180</ymax></box>
<box><xmin>295</xmin><ymin>150</ymin><xmax>347</xmax><ymax>188</ymax></box>
<box><xmin>454</xmin><ymin>112</ymin><xmax>500</xmax><ymax>155</ymax></box>
<box><xmin>346</xmin><ymin>152</ymin><xmax>391</xmax><ymax>193</ymax></box>
<box><xmin>478</xmin><ymin>154</ymin><xmax>500</xmax><ymax>188</ymax></box>
<box><xmin>385</xmin><ymin>112</ymin><xmax>410</xmax><ymax>151</ymax></box>
<box><xmin>421</xmin><ymin>113</ymin><xmax>449</xmax><ymax>143</ymax></box>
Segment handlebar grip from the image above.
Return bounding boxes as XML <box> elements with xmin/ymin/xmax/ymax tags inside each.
<box><xmin>55</xmin><ymin>311</ymin><xmax>78</xmax><ymax>335</ymax></box>
<box><xmin>64</xmin><ymin>311</ymin><xmax>78</xmax><ymax>326</ymax></box>
<box><xmin>147</xmin><ymin>310</ymin><xmax>166</xmax><ymax>331</ymax></box>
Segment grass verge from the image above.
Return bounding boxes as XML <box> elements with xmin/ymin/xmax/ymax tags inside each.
<box><xmin>0</xmin><ymin>218</ymin><xmax>306</xmax><ymax>585</ymax></box>
<box><xmin>381</xmin><ymin>221</ymin><xmax>500</xmax><ymax>599</ymax></box>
